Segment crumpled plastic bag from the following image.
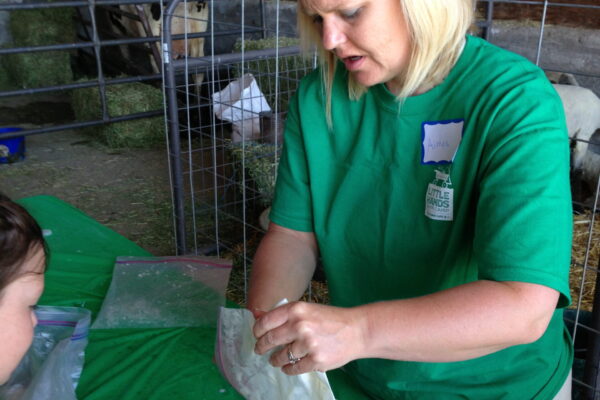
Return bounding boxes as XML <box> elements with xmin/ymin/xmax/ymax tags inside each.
<box><xmin>92</xmin><ymin>256</ymin><xmax>232</xmax><ymax>329</ymax></box>
<box><xmin>215</xmin><ymin>300</ymin><xmax>336</xmax><ymax>400</ymax></box>
<box><xmin>0</xmin><ymin>306</ymin><xmax>91</xmax><ymax>400</ymax></box>
<box><xmin>212</xmin><ymin>73</ymin><xmax>272</xmax><ymax>143</ymax></box>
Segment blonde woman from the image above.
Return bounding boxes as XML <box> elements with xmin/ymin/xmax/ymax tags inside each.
<box><xmin>247</xmin><ymin>0</ymin><xmax>573</xmax><ymax>398</ymax></box>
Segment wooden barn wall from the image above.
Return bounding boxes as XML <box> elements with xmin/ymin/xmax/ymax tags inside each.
<box><xmin>477</xmin><ymin>1</ymin><xmax>600</xmax><ymax>29</ymax></box>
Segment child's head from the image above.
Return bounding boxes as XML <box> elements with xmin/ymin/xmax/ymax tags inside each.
<box><xmin>0</xmin><ymin>193</ymin><xmax>47</xmax><ymax>384</ymax></box>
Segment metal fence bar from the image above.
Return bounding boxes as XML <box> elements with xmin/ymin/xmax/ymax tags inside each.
<box><xmin>534</xmin><ymin>0</ymin><xmax>549</xmax><ymax>66</ymax></box>
<box><xmin>209</xmin><ymin>0</ymin><xmax>221</xmax><ymax>259</ymax></box>
<box><xmin>162</xmin><ymin>0</ymin><xmax>186</xmax><ymax>255</ymax></box>
<box><xmin>578</xmin><ymin>176</ymin><xmax>600</xmax><ymax>399</ymax></box>
<box><xmin>484</xmin><ymin>0</ymin><xmax>494</xmax><ymax>41</ymax></box>
<box><xmin>86</xmin><ymin>0</ymin><xmax>109</xmax><ymax>120</ymax></box>
<box><xmin>0</xmin><ymin>74</ymin><xmax>160</xmax><ymax>98</ymax></box>
<box><xmin>170</xmin><ymin>46</ymin><xmax>302</xmax><ymax>72</ymax></box>
<box><xmin>0</xmin><ymin>110</ymin><xmax>163</xmax><ymax>139</ymax></box>
<box><xmin>0</xmin><ymin>28</ymin><xmax>262</xmax><ymax>56</ymax></box>
<box><xmin>585</xmin><ymin>255</ymin><xmax>600</xmax><ymax>399</ymax></box>
<box><xmin>259</xmin><ymin>0</ymin><xmax>267</xmax><ymax>39</ymax></box>
<box><xmin>0</xmin><ymin>0</ymin><xmax>165</xmax><ymax>11</ymax></box>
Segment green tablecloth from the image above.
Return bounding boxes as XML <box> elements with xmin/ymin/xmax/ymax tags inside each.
<box><xmin>19</xmin><ymin>195</ymin><xmax>368</xmax><ymax>400</ymax></box>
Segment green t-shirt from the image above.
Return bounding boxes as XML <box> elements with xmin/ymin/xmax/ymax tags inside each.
<box><xmin>270</xmin><ymin>35</ymin><xmax>573</xmax><ymax>399</ymax></box>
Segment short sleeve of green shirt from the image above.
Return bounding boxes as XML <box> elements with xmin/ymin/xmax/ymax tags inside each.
<box><xmin>474</xmin><ymin>73</ymin><xmax>572</xmax><ymax>307</ymax></box>
<box><xmin>270</xmin><ymin>85</ymin><xmax>315</xmax><ymax>233</ymax></box>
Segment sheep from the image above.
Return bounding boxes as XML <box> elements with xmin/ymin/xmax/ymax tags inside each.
<box><xmin>551</xmin><ymin>82</ymin><xmax>600</xmax><ymax>204</ymax></box>
<box><xmin>579</xmin><ymin>129</ymin><xmax>600</xmax><ymax>198</ymax></box>
<box><xmin>553</xmin><ymin>84</ymin><xmax>600</xmax><ymax>172</ymax></box>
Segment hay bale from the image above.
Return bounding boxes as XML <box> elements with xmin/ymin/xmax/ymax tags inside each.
<box><xmin>71</xmin><ymin>81</ymin><xmax>165</xmax><ymax>148</ymax></box>
<box><xmin>0</xmin><ymin>61</ymin><xmax>15</xmax><ymax>90</ymax></box>
<box><xmin>233</xmin><ymin>36</ymin><xmax>312</xmax><ymax>113</ymax></box>
<box><xmin>227</xmin><ymin>140</ymin><xmax>278</xmax><ymax>206</ymax></box>
<box><xmin>3</xmin><ymin>6</ymin><xmax>74</xmax><ymax>88</ymax></box>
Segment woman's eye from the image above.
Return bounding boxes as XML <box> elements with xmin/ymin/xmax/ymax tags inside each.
<box><xmin>340</xmin><ymin>8</ymin><xmax>361</xmax><ymax>20</ymax></box>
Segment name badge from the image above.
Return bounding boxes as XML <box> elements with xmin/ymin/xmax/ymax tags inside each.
<box><xmin>421</xmin><ymin>119</ymin><xmax>464</xmax><ymax>164</ymax></box>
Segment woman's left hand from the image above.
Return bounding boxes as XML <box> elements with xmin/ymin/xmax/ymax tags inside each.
<box><xmin>253</xmin><ymin>301</ymin><xmax>366</xmax><ymax>375</ymax></box>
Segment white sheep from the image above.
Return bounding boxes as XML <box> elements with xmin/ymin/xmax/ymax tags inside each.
<box><xmin>553</xmin><ymin>84</ymin><xmax>600</xmax><ymax>171</ymax></box>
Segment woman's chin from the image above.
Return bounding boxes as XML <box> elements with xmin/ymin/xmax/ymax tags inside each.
<box><xmin>349</xmin><ymin>71</ymin><xmax>387</xmax><ymax>89</ymax></box>
<box><xmin>349</xmin><ymin>74</ymin><xmax>376</xmax><ymax>88</ymax></box>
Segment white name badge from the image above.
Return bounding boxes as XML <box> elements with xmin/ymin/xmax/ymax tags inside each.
<box><xmin>425</xmin><ymin>183</ymin><xmax>454</xmax><ymax>221</ymax></box>
<box><xmin>422</xmin><ymin>120</ymin><xmax>464</xmax><ymax>164</ymax></box>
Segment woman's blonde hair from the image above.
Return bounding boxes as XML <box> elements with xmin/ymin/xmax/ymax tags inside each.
<box><xmin>297</xmin><ymin>0</ymin><xmax>475</xmax><ymax>121</ymax></box>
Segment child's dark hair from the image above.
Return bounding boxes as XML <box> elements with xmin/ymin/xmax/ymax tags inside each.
<box><xmin>0</xmin><ymin>193</ymin><xmax>47</xmax><ymax>292</ymax></box>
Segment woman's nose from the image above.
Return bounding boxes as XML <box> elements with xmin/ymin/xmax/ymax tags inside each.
<box><xmin>322</xmin><ymin>20</ymin><xmax>346</xmax><ymax>51</ymax></box>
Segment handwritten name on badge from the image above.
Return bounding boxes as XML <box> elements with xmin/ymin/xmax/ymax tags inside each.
<box><xmin>421</xmin><ymin>119</ymin><xmax>464</xmax><ymax>164</ymax></box>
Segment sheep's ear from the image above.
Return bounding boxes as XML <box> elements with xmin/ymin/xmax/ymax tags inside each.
<box><xmin>545</xmin><ymin>71</ymin><xmax>579</xmax><ymax>86</ymax></box>
<box><xmin>558</xmin><ymin>73</ymin><xmax>579</xmax><ymax>87</ymax></box>
<box><xmin>545</xmin><ymin>71</ymin><xmax>560</xmax><ymax>84</ymax></box>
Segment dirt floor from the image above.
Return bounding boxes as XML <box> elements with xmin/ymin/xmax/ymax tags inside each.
<box><xmin>0</xmin><ymin>94</ymin><xmax>175</xmax><ymax>256</ymax></box>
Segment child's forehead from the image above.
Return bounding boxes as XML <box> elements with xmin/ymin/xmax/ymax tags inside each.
<box><xmin>17</xmin><ymin>271</ymin><xmax>44</xmax><ymax>282</ymax></box>
<box><xmin>0</xmin><ymin>263</ymin><xmax>44</xmax><ymax>303</ymax></box>
<box><xmin>20</xmin><ymin>246</ymin><xmax>46</xmax><ymax>275</ymax></box>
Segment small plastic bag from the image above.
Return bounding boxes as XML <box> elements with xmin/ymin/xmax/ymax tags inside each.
<box><xmin>215</xmin><ymin>300</ymin><xmax>336</xmax><ymax>400</ymax></box>
<box><xmin>212</xmin><ymin>73</ymin><xmax>272</xmax><ymax>143</ymax></box>
<box><xmin>91</xmin><ymin>256</ymin><xmax>232</xmax><ymax>329</ymax></box>
<box><xmin>0</xmin><ymin>306</ymin><xmax>91</xmax><ymax>400</ymax></box>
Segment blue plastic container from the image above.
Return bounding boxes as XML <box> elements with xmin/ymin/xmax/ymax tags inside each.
<box><xmin>0</xmin><ymin>127</ymin><xmax>25</xmax><ymax>163</ymax></box>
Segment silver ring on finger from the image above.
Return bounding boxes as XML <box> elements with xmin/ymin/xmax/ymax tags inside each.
<box><xmin>287</xmin><ymin>346</ymin><xmax>302</xmax><ymax>365</ymax></box>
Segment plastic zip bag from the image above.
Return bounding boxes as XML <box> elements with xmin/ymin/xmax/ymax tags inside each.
<box><xmin>92</xmin><ymin>256</ymin><xmax>232</xmax><ymax>329</ymax></box>
<box><xmin>0</xmin><ymin>306</ymin><xmax>91</xmax><ymax>400</ymax></box>
<box><xmin>215</xmin><ymin>300</ymin><xmax>336</xmax><ymax>400</ymax></box>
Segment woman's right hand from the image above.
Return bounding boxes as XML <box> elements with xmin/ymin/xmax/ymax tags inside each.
<box><xmin>253</xmin><ymin>300</ymin><xmax>367</xmax><ymax>375</ymax></box>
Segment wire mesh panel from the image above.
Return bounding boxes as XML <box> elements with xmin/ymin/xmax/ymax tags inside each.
<box><xmin>163</xmin><ymin>0</ymin><xmax>315</xmax><ymax>303</ymax></box>
<box><xmin>570</xmin><ymin>188</ymin><xmax>600</xmax><ymax>399</ymax></box>
<box><xmin>169</xmin><ymin>52</ymin><xmax>317</xmax><ymax>301</ymax></box>
<box><xmin>569</xmin><ymin>125</ymin><xmax>600</xmax><ymax>398</ymax></box>
<box><xmin>177</xmin><ymin>54</ymin><xmax>310</xmax><ymax>237</ymax></box>
<box><xmin>164</xmin><ymin>0</ymin><xmax>600</xmax><ymax>395</ymax></box>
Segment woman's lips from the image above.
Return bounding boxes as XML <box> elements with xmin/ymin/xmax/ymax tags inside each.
<box><xmin>343</xmin><ymin>56</ymin><xmax>364</xmax><ymax>71</ymax></box>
